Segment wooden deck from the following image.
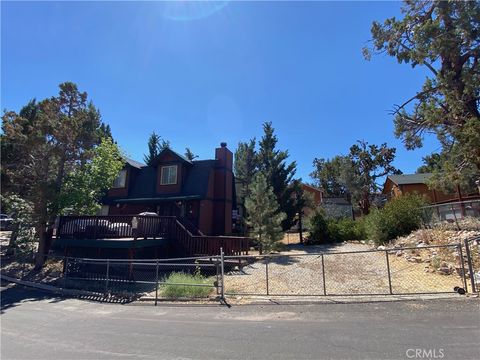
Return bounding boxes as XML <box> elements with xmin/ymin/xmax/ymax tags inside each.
<box><xmin>55</xmin><ymin>215</ymin><xmax>250</xmax><ymax>256</ymax></box>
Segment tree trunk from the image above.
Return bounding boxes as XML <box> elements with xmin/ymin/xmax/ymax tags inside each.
<box><xmin>34</xmin><ymin>223</ymin><xmax>47</xmax><ymax>270</ymax></box>
<box><xmin>6</xmin><ymin>223</ymin><xmax>19</xmax><ymax>255</ymax></box>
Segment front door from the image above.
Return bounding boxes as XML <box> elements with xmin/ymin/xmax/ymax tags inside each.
<box><xmin>156</xmin><ymin>202</ymin><xmax>181</xmax><ymax>217</ymax></box>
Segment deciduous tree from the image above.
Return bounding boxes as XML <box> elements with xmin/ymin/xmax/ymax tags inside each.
<box><xmin>58</xmin><ymin>138</ymin><xmax>124</xmax><ymax>215</ymax></box>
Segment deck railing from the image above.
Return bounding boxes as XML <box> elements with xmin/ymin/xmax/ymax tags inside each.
<box><xmin>56</xmin><ymin>215</ymin><xmax>249</xmax><ymax>256</ymax></box>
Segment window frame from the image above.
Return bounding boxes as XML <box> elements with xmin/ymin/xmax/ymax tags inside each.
<box><xmin>112</xmin><ymin>169</ymin><xmax>127</xmax><ymax>188</ymax></box>
<box><xmin>160</xmin><ymin>165</ymin><xmax>178</xmax><ymax>185</ymax></box>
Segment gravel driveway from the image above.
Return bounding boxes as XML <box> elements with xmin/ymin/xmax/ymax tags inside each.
<box><xmin>224</xmin><ymin>242</ymin><xmax>464</xmax><ymax>296</ymax></box>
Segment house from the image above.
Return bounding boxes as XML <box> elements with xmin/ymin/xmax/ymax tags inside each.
<box><xmin>102</xmin><ymin>143</ymin><xmax>236</xmax><ymax>236</ymax></box>
<box><xmin>51</xmin><ymin>143</ymin><xmax>249</xmax><ymax>259</ymax></box>
<box><xmin>300</xmin><ymin>183</ymin><xmax>322</xmax><ymax>217</ymax></box>
<box><xmin>382</xmin><ymin>173</ymin><xmax>479</xmax><ymax>204</ymax></box>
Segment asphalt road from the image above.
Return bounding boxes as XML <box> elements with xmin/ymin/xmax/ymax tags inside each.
<box><xmin>1</xmin><ymin>283</ymin><xmax>479</xmax><ymax>360</ymax></box>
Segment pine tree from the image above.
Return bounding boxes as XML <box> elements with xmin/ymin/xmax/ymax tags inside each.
<box><xmin>257</xmin><ymin>122</ymin><xmax>298</xmax><ymax>230</ymax></box>
<box><xmin>184</xmin><ymin>147</ymin><xmax>198</xmax><ymax>161</ymax></box>
<box><xmin>1</xmin><ymin>82</ymin><xmax>114</xmax><ymax>268</ymax></box>
<box><xmin>245</xmin><ymin>172</ymin><xmax>285</xmax><ymax>254</ymax></box>
<box><xmin>143</xmin><ymin>131</ymin><xmax>170</xmax><ymax>165</ymax></box>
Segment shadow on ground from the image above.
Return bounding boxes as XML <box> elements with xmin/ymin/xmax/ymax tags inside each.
<box><xmin>0</xmin><ymin>281</ymin><xmax>66</xmax><ymax>314</ymax></box>
<box><xmin>0</xmin><ymin>280</ymin><xmax>139</xmax><ymax>314</ymax></box>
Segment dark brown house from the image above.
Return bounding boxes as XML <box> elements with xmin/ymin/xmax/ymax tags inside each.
<box><xmin>102</xmin><ymin>143</ymin><xmax>235</xmax><ymax>236</ymax></box>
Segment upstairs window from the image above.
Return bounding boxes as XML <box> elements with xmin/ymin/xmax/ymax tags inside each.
<box><xmin>160</xmin><ymin>165</ymin><xmax>177</xmax><ymax>185</ymax></box>
<box><xmin>112</xmin><ymin>169</ymin><xmax>127</xmax><ymax>188</ymax></box>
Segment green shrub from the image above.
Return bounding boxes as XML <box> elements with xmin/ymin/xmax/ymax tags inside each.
<box><xmin>305</xmin><ymin>211</ymin><xmax>329</xmax><ymax>244</ymax></box>
<box><xmin>307</xmin><ymin>211</ymin><xmax>367</xmax><ymax>244</ymax></box>
<box><xmin>161</xmin><ymin>272</ymin><xmax>213</xmax><ymax>299</ymax></box>
<box><xmin>326</xmin><ymin>218</ymin><xmax>367</xmax><ymax>242</ymax></box>
<box><xmin>353</xmin><ymin>217</ymin><xmax>367</xmax><ymax>240</ymax></box>
<box><xmin>365</xmin><ymin>194</ymin><xmax>426</xmax><ymax>245</ymax></box>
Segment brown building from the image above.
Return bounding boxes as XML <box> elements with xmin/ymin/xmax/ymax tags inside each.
<box><xmin>300</xmin><ymin>183</ymin><xmax>322</xmax><ymax>217</ymax></box>
<box><xmin>382</xmin><ymin>173</ymin><xmax>478</xmax><ymax>204</ymax></box>
<box><xmin>102</xmin><ymin>143</ymin><xmax>235</xmax><ymax>236</ymax></box>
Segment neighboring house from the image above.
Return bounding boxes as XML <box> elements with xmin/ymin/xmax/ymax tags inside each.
<box><xmin>382</xmin><ymin>173</ymin><xmax>479</xmax><ymax>204</ymax></box>
<box><xmin>300</xmin><ymin>184</ymin><xmax>354</xmax><ymax>220</ymax></box>
<box><xmin>321</xmin><ymin>196</ymin><xmax>354</xmax><ymax>219</ymax></box>
<box><xmin>300</xmin><ymin>183</ymin><xmax>322</xmax><ymax>217</ymax></box>
<box><xmin>102</xmin><ymin>143</ymin><xmax>236</xmax><ymax>236</ymax></box>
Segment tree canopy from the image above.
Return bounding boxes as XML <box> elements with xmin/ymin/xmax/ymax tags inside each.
<box><xmin>365</xmin><ymin>0</ymin><xmax>480</xmax><ymax>187</ymax></box>
<box><xmin>1</xmin><ymin>82</ymin><xmax>121</xmax><ymax>267</ymax></box>
<box><xmin>143</xmin><ymin>131</ymin><xmax>170</xmax><ymax>165</ymax></box>
<box><xmin>245</xmin><ymin>172</ymin><xmax>285</xmax><ymax>253</ymax></box>
<box><xmin>184</xmin><ymin>147</ymin><xmax>198</xmax><ymax>161</ymax></box>
<box><xmin>311</xmin><ymin>141</ymin><xmax>400</xmax><ymax>215</ymax></box>
<box><xmin>234</xmin><ymin>122</ymin><xmax>302</xmax><ymax>231</ymax></box>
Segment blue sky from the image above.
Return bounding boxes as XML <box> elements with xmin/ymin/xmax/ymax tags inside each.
<box><xmin>1</xmin><ymin>1</ymin><xmax>440</xmax><ymax>182</ymax></box>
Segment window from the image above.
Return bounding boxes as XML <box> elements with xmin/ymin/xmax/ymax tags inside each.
<box><xmin>160</xmin><ymin>165</ymin><xmax>177</xmax><ymax>185</ymax></box>
<box><xmin>112</xmin><ymin>169</ymin><xmax>127</xmax><ymax>188</ymax></box>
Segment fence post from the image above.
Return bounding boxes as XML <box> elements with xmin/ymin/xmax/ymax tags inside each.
<box><xmin>155</xmin><ymin>260</ymin><xmax>159</xmax><ymax>306</ymax></box>
<box><xmin>21</xmin><ymin>254</ymin><xmax>26</xmax><ymax>280</ymax></box>
<box><xmin>63</xmin><ymin>256</ymin><xmax>69</xmax><ymax>292</ymax></box>
<box><xmin>220</xmin><ymin>247</ymin><xmax>225</xmax><ymax>301</ymax></box>
<box><xmin>105</xmin><ymin>259</ymin><xmax>110</xmax><ymax>295</ymax></box>
<box><xmin>464</xmin><ymin>239</ymin><xmax>476</xmax><ymax>293</ymax></box>
<box><xmin>265</xmin><ymin>257</ymin><xmax>269</xmax><ymax>296</ymax></box>
<box><xmin>321</xmin><ymin>254</ymin><xmax>327</xmax><ymax>296</ymax></box>
<box><xmin>385</xmin><ymin>250</ymin><xmax>393</xmax><ymax>295</ymax></box>
<box><xmin>451</xmin><ymin>204</ymin><xmax>460</xmax><ymax>231</ymax></box>
<box><xmin>458</xmin><ymin>243</ymin><xmax>468</xmax><ymax>293</ymax></box>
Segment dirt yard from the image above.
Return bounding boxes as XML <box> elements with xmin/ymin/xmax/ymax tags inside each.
<box><xmin>224</xmin><ymin>242</ymin><xmax>466</xmax><ymax>296</ymax></box>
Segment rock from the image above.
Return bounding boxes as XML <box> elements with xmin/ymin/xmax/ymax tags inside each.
<box><xmin>395</xmin><ymin>250</ymin><xmax>403</xmax><ymax>257</ymax></box>
<box><xmin>437</xmin><ymin>266</ymin><xmax>452</xmax><ymax>275</ymax></box>
<box><xmin>417</xmin><ymin>243</ymin><xmax>428</xmax><ymax>248</ymax></box>
<box><xmin>377</xmin><ymin>246</ymin><xmax>386</xmax><ymax>250</ymax></box>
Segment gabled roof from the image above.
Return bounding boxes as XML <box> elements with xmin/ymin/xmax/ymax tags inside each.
<box><xmin>125</xmin><ymin>158</ymin><xmax>145</xmax><ymax>169</ymax></box>
<box><xmin>151</xmin><ymin>148</ymin><xmax>193</xmax><ymax>166</ymax></box>
<box><xmin>301</xmin><ymin>183</ymin><xmax>323</xmax><ymax>193</ymax></box>
<box><xmin>387</xmin><ymin>173</ymin><xmax>432</xmax><ymax>185</ymax></box>
<box><xmin>105</xmin><ymin>159</ymin><xmax>216</xmax><ymax>203</ymax></box>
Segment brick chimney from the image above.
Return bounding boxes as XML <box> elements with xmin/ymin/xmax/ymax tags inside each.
<box><xmin>213</xmin><ymin>142</ymin><xmax>233</xmax><ymax>235</ymax></box>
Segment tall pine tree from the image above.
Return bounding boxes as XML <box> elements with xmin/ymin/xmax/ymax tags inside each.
<box><xmin>143</xmin><ymin>131</ymin><xmax>170</xmax><ymax>165</ymax></box>
<box><xmin>245</xmin><ymin>173</ymin><xmax>285</xmax><ymax>254</ymax></box>
<box><xmin>257</xmin><ymin>122</ymin><xmax>299</xmax><ymax>230</ymax></box>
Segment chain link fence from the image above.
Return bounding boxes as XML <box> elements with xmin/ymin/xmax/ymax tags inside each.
<box><xmin>1</xmin><ymin>253</ymin><xmax>222</xmax><ymax>303</ymax></box>
<box><xmin>421</xmin><ymin>199</ymin><xmax>480</xmax><ymax>230</ymax></box>
<box><xmin>1</xmin><ymin>239</ymin><xmax>479</xmax><ymax>302</ymax></box>
<box><xmin>224</xmin><ymin>243</ymin><xmax>477</xmax><ymax>297</ymax></box>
